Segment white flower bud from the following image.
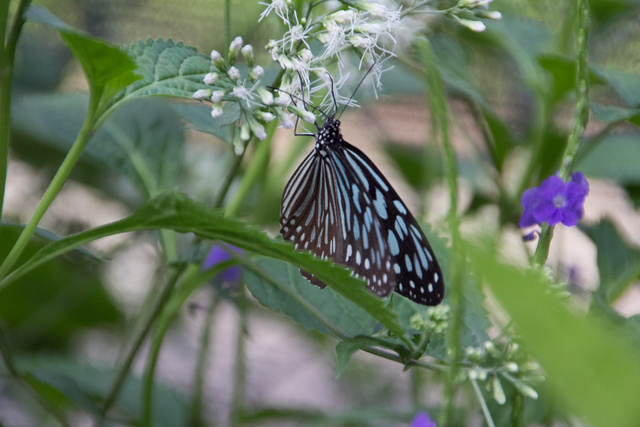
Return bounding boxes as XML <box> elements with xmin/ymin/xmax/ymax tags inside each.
<box><xmin>240</xmin><ymin>122</ymin><xmax>251</xmax><ymax>141</ymax></box>
<box><xmin>249</xmin><ymin>65</ymin><xmax>264</xmax><ymax>80</ymax></box>
<box><xmin>330</xmin><ymin>10</ymin><xmax>356</xmax><ymax>24</ymax></box>
<box><xmin>360</xmin><ymin>2</ymin><xmax>388</xmax><ymax>17</ymax></box>
<box><xmin>288</xmin><ymin>105</ymin><xmax>316</xmax><ymax>123</ymax></box>
<box><xmin>478</xmin><ymin>10</ymin><xmax>502</xmax><ymax>20</ymax></box>
<box><xmin>193</xmin><ymin>89</ymin><xmax>212</xmax><ymax>100</ymax></box>
<box><xmin>211</xmin><ymin>90</ymin><xmax>225</xmax><ymax>103</ymax></box>
<box><xmin>458</xmin><ymin>18</ymin><xmax>486</xmax><ymax>32</ymax></box>
<box><xmin>257</xmin><ymin>86</ymin><xmax>274</xmax><ymax>105</ymax></box>
<box><xmin>228</xmin><ymin>66</ymin><xmax>241</xmax><ymax>80</ymax></box>
<box><xmin>255</xmin><ymin>111</ymin><xmax>275</xmax><ymax>122</ymax></box>
<box><xmin>210</xmin><ymin>50</ymin><xmax>222</xmax><ymax>62</ymax></box>
<box><xmin>230</xmin><ymin>36</ymin><xmax>243</xmax><ymax>52</ymax></box>
<box><xmin>242</xmin><ymin>44</ymin><xmax>254</xmax><ymax>67</ymax></box>
<box><xmin>211</xmin><ymin>103</ymin><xmax>224</xmax><ymax>118</ymax></box>
<box><xmin>203</xmin><ymin>72</ymin><xmax>218</xmax><ymax>85</ymax></box>
<box><xmin>517</xmin><ymin>384</ymin><xmax>539</xmax><ymax>400</ymax></box>
<box><xmin>275</xmin><ymin>109</ymin><xmax>294</xmax><ymax>128</ymax></box>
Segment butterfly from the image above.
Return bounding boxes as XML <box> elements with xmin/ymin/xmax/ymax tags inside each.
<box><xmin>278</xmin><ymin>77</ymin><xmax>444</xmax><ymax>306</ymax></box>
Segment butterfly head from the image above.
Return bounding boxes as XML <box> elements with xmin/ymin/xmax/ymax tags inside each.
<box><xmin>317</xmin><ymin>117</ymin><xmax>342</xmax><ymax>147</ymax></box>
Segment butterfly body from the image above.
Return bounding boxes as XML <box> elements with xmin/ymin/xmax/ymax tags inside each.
<box><xmin>280</xmin><ymin>116</ymin><xmax>444</xmax><ymax>306</ymax></box>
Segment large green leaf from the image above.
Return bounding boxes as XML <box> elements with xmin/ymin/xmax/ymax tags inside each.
<box><xmin>468</xmin><ymin>244</ymin><xmax>640</xmax><ymax>427</ymax></box>
<box><xmin>87</xmin><ymin>99</ymin><xmax>185</xmax><ymax>197</ymax></box>
<box><xmin>577</xmin><ymin>133</ymin><xmax>640</xmax><ymax>184</ymax></box>
<box><xmin>11</xmin><ymin>94</ymin><xmax>185</xmax><ymax>197</ymax></box>
<box><xmin>583</xmin><ymin>220</ymin><xmax>640</xmax><ymax>305</ymax></box>
<box><xmin>0</xmin><ymin>192</ymin><xmax>408</xmax><ymax>339</ymax></box>
<box><xmin>24</xmin><ymin>6</ymin><xmax>139</xmax><ymax>107</ymax></box>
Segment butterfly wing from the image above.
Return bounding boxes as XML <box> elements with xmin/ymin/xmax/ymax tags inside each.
<box><xmin>280</xmin><ymin>135</ymin><xmax>444</xmax><ymax>306</ymax></box>
<box><xmin>280</xmin><ymin>150</ymin><xmax>343</xmax><ymax>288</ymax></box>
<box><xmin>330</xmin><ymin>140</ymin><xmax>444</xmax><ymax>306</ymax></box>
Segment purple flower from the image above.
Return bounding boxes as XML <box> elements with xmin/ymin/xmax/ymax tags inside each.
<box><xmin>202</xmin><ymin>244</ymin><xmax>243</xmax><ymax>286</ymax></box>
<box><xmin>519</xmin><ymin>172</ymin><xmax>589</xmax><ymax>228</ymax></box>
<box><xmin>411</xmin><ymin>411</ymin><xmax>437</xmax><ymax>427</ymax></box>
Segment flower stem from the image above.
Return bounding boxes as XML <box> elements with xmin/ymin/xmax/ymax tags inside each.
<box><xmin>471</xmin><ymin>378</ymin><xmax>496</xmax><ymax>427</ymax></box>
<box><xmin>559</xmin><ymin>0</ymin><xmax>590</xmax><ymax>181</ymax></box>
<box><xmin>532</xmin><ymin>0</ymin><xmax>589</xmax><ymax>265</ymax></box>
<box><xmin>0</xmin><ymin>86</ymin><xmax>99</xmax><ymax>279</ymax></box>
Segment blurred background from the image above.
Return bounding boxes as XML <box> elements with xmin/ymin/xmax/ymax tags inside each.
<box><xmin>2</xmin><ymin>0</ymin><xmax>640</xmax><ymax>425</ymax></box>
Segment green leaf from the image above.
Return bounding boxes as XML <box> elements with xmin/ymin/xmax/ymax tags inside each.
<box><xmin>583</xmin><ymin>220</ymin><xmax>640</xmax><ymax>304</ymax></box>
<box><xmin>1</xmin><ymin>192</ymin><xmax>408</xmax><ymax>339</ymax></box>
<box><xmin>87</xmin><ymin>99</ymin><xmax>185</xmax><ymax>197</ymax></box>
<box><xmin>577</xmin><ymin>133</ymin><xmax>640</xmax><ymax>184</ymax></box>
<box><xmin>245</xmin><ymin>259</ymin><xmax>379</xmax><ymax>337</ymax></box>
<box><xmin>0</xmin><ymin>225</ymin><xmax>120</xmax><ymax>351</ymax></box>
<box><xmin>590</xmin><ymin>102</ymin><xmax>640</xmax><ymax>125</ymax></box>
<box><xmin>18</xmin><ymin>356</ymin><xmax>187</xmax><ymax>425</ymax></box>
<box><xmin>25</xmin><ymin>6</ymin><xmax>139</xmax><ymax>106</ymax></box>
<box><xmin>115</xmin><ymin>38</ymin><xmax>212</xmax><ymax>104</ymax></box>
<box><xmin>468</xmin><ymin>243</ymin><xmax>640</xmax><ymax>427</ymax></box>
<box><xmin>172</xmin><ymin>102</ymin><xmax>240</xmax><ymax>144</ymax></box>
<box><xmin>11</xmin><ymin>94</ymin><xmax>185</xmax><ymax>197</ymax></box>
<box><xmin>592</xmin><ymin>64</ymin><xmax>640</xmax><ymax>108</ymax></box>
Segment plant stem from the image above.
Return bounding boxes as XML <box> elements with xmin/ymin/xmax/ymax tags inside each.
<box><xmin>0</xmin><ymin>84</ymin><xmax>99</xmax><ymax>279</ymax></box>
<box><xmin>100</xmin><ymin>266</ymin><xmax>185</xmax><ymax>418</ymax></box>
<box><xmin>190</xmin><ymin>295</ymin><xmax>219</xmax><ymax>426</ymax></box>
<box><xmin>0</xmin><ymin>0</ymin><xmax>31</xmax><ymax>221</ymax></box>
<box><xmin>230</xmin><ymin>288</ymin><xmax>248</xmax><ymax>427</ymax></box>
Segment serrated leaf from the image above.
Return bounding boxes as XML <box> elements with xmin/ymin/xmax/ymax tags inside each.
<box><xmin>583</xmin><ymin>220</ymin><xmax>640</xmax><ymax>304</ymax></box>
<box><xmin>468</xmin><ymin>243</ymin><xmax>640</xmax><ymax>427</ymax></box>
<box><xmin>577</xmin><ymin>133</ymin><xmax>640</xmax><ymax>184</ymax></box>
<box><xmin>25</xmin><ymin>6</ymin><xmax>139</xmax><ymax>106</ymax></box>
<box><xmin>114</xmin><ymin>38</ymin><xmax>212</xmax><ymax>105</ymax></box>
<box><xmin>245</xmin><ymin>259</ymin><xmax>379</xmax><ymax>337</ymax></box>
<box><xmin>172</xmin><ymin>102</ymin><xmax>240</xmax><ymax>143</ymax></box>
<box><xmin>1</xmin><ymin>192</ymin><xmax>407</xmax><ymax>338</ymax></box>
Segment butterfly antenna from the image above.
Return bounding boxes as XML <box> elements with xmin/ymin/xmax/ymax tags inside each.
<box><xmin>337</xmin><ymin>62</ymin><xmax>377</xmax><ymax>119</ymax></box>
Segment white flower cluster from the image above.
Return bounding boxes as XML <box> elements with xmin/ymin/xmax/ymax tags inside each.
<box><xmin>261</xmin><ymin>0</ymin><xmax>405</xmax><ymax>112</ymax></box>
<box><xmin>259</xmin><ymin>0</ymin><xmax>501</xmax><ymax>114</ymax></box>
<box><xmin>193</xmin><ymin>36</ymin><xmax>297</xmax><ymax>154</ymax></box>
